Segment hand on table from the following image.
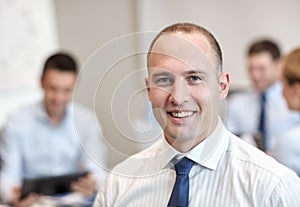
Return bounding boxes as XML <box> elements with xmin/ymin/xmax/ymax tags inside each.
<box><xmin>70</xmin><ymin>173</ymin><xmax>97</xmax><ymax>197</ymax></box>
<box><xmin>11</xmin><ymin>186</ymin><xmax>39</xmax><ymax>207</ymax></box>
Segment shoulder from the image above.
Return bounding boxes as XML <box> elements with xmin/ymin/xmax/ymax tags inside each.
<box><xmin>98</xmin><ymin>139</ymin><xmax>165</xmax><ymax>204</ymax></box>
<box><xmin>71</xmin><ymin>103</ymin><xmax>94</xmax><ymax>116</ymax></box>
<box><xmin>227</xmin><ymin>132</ymin><xmax>298</xmax><ymax>181</ymax></box>
<box><xmin>109</xmin><ymin>140</ymin><xmax>164</xmax><ymax>178</ymax></box>
<box><xmin>70</xmin><ymin>103</ymin><xmax>98</xmax><ymax>122</ymax></box>
<box><xmin>4</xmin><ymin>102</ymin><xmax>40</xmax><ymax>126</ymax></box>
<box><xmin>226</xmin><ymin>132</ymin><xmax>300</xmax><ymax>200</ymax></box>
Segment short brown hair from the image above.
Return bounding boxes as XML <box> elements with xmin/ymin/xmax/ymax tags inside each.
<box><xmin>248</xmin><ymin>39</ymin><xmax>281</xmax><ymax>60</ymax></box>
<box><xmin>147</xmin><ymin>23</ymin><xmax>223</xmax><ymax>72</ymax></box>
<box><xmin>41</xmin><ymin>52</ymin><xmax>78</xmax><ymax>79</ymax></box>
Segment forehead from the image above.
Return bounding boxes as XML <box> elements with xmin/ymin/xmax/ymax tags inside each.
<box><xmin>43</xmin><ymin>68</ymin><xmax>76</xmax><ymax>84</ymax></box>
<box><xmin>248</xmin><ymin>52</ymin><xmax>274</xmax><ymax>64</ymax></box>
<box><xmin>149</xmin><ymin>32</ymin><xmax>217</xmax><ymax>73</ymax></box>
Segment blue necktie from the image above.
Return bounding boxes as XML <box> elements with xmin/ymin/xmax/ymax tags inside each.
<box><xmin>258</xmin><ymin>92</ymin><xmax>266</xmax><ymax>151</ymax></box>
<box><xmin>168</xmin><ymin>157</ymin><xmax>194</xmax><ymax>207</ymax></box>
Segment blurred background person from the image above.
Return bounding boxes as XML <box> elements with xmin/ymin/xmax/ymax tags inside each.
<box><xmin>273</xmin><ymin>47</ymin><xmax>300</xmax><ymax>176</ymax></box>
<box><xmin>0</xmin><ymin>52</ymin><xmax>107</xmax><ymax>206</ymax></box>
<box><xmin>226</xmin><ymin>39</ymin><xmax>299</xmax><ymax>154</ymax></box>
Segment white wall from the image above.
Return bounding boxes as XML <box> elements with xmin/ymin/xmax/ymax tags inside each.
<box><xmin>54</xmin><ymin>0</ymin><xmax>300</xmax><ymax>168</ymax></box>
<box><xmin>0</xmin><ymin>0</ymin><xmax>58</xmax><ymax>127</ymax></box>
<box><xmin>136</xmin><ymin>0</ymin><xmax>300</xmax><ymax>90</ymax></box>
<box><xmin>54</xmin><ymin>0</ymin><xmax>147</xmax><ymax>169</ymax></box>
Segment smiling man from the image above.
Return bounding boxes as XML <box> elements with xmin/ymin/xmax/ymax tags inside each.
<box><xmin>145</xmin><ymin>29</ymin><xmax>227</xmax><ymax>153</ymax></box>
<box><xmin>93</xmin><ymin>23</ymin><xmax>300</xmax><ymax>207</ymax></box>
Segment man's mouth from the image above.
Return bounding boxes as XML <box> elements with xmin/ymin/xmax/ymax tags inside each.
<box><xmin>168</xmin><ymin>111</ymin><xmax>194</xmax><ymax>118</ymax></box>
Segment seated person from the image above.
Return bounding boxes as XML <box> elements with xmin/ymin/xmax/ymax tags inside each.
<box><xmin>0</xmin><ymin>52</ymin><xmax>107</xmax><ymax>206</ymax></box>
<box><xmin>273</xmin><ymin>47</ymin><xmax>300</xmax><ymax>176</ymax></box>
<box><xmin>226</xmin><ymin>39</ymin><xmax>299</xmax><ymax>154</ymax></box>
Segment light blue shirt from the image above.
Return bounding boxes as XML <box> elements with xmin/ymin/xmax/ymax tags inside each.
<box><xmin>273</xmin><ymin>123</ymin><xmax>300</xmax><ymax>176</ymax></box>
<box><xmin>0</xmin><ymin>101</ymin><xmax>107</xmax><ymax>201</ymax></box>
<box><xmin>225</xmin><ymin>82</ymin><xmax>300</xmax><ymax>153</ymax></box>
<box><xmin>94</xmin><ymin>118</ymin><xmax>300</xmax><ymax>207</ymax></box>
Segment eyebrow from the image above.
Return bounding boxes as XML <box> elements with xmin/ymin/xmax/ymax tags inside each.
<box><xmin>151</xmin><ymin>70</ymin><xmax>208</xmax><ymax>78</ymax></box>
<box><xmin>183</xmin><ymin>70</ymin><xmax>208</xmax><ymax>76</ymax></box>
<box><xmin>151</xmin><ymin>71</ymin><xmax>173</xmax><ymax>78</ymax></box>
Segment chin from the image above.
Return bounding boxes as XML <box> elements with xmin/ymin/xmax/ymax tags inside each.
<box><xmin>167</xmin><ymin>130</ymin><xmax>199</xmax><ymax>142</ymax></box>
<box><xmin>51</xmin><ymin>107</ymin><xmax>65</xmax><ymax>115</ymax></box>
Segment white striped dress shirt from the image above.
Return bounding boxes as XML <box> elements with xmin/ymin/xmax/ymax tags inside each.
<box><xmin>94</xmin><ymin>118</ymin><xmax>300</xmax><ymax>207</ymax></box>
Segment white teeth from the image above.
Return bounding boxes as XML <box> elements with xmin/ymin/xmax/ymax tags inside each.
<box><xmin>171</xmin><ymin>111</ymin><xmax>193</xmax><ymax>118</ymax></box>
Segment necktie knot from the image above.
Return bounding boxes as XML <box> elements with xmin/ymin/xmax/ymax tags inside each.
<box><xmin>174</xmin><ymin>157</ymin><xmax>194</xmax><ymax>175</ymax></box>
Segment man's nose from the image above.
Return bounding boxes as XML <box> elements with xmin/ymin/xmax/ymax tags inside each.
<box><xmin>53</xmin><ymin>90</ymin><xmax>67</xmax><ymax>102</ymax></box>
<box><xmin>250</xmin><ymin>68</ymin><xmax>261</xmax><ymax>81</ymax></box>
<box><xmin>168</xmin><ymin>79</ymin><xmax>190</xmax><ymax>106</ymax></box>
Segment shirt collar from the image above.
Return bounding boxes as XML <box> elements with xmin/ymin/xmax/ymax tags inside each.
<box><xmin>160</xmin><ymin>117</ymin><xmax>229</xmax><ymax>171</ymax></box>
<box><xmin>157</xmin><ymin>137</ymin><xmax>179</xmax><ymax>170</ymax></box>
<box><xmin>264</xmin><ymin>81</ymin><xmax>282</xmax><ymax>100</ymax></box>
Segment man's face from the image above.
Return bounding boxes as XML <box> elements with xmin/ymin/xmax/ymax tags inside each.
<box><xmin>146</xmin><ymin>32</ymin><xmax>229</xmax><ymax>150</ymax></box>
<box><xmin>41</xmin><ymin>68</ymin><xmax>76</xmax><ymax>118</ymax></box>
<box><xmin>248</xmin><ymin>52</ymin><xmax>280</xmax><ymax>92</ymax></box>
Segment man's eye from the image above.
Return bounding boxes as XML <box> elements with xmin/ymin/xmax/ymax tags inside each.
<box><xmin>188</xmin><ymin>76</ymin><xmax>202</xmax><ymax>84</ymax></box>
<box><xmin>46</xmin><ymin>86</ymin><xmax>57</xmax><ymax>92</ymax></box>
<box><xmin>155</xmin><ymin>77</ymin><xmax>173</xmax><ymax>86</ymax></box>
<box><xmin>159</xmin><ymin>77</ymin><xmax>171</xmax><ymax>82</ymax></box>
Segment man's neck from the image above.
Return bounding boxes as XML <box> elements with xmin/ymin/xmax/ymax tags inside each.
<box><xmin>49</xmin><ymin>115</ymin><xmax>63</xmax><ymax>125</ymax></box>
<box><xmin>166</xmin><ymin>130</ymin><xmax>213</xmax><ymax>153</ymax></box>
<box><xmin>165</xmin><ymin>118</ymin><xmax>219</xmax><ymax>153</ymax></box>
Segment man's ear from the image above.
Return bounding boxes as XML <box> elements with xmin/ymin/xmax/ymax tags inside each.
<box><xmin>219</xmin><ymin>71</ymin><xmax>230</xmax><ymax>100</ymax></box>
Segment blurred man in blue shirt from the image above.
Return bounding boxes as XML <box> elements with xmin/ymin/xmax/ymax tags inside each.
<box><xmin>226</xmin><ymin>40</ymin><xmax>299</xmax><ymax>154</ymax></box>
<box><xmin>0</xmin><ymin>52</ymin><xmax>107</xmax><ymax>206</ymax></box>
